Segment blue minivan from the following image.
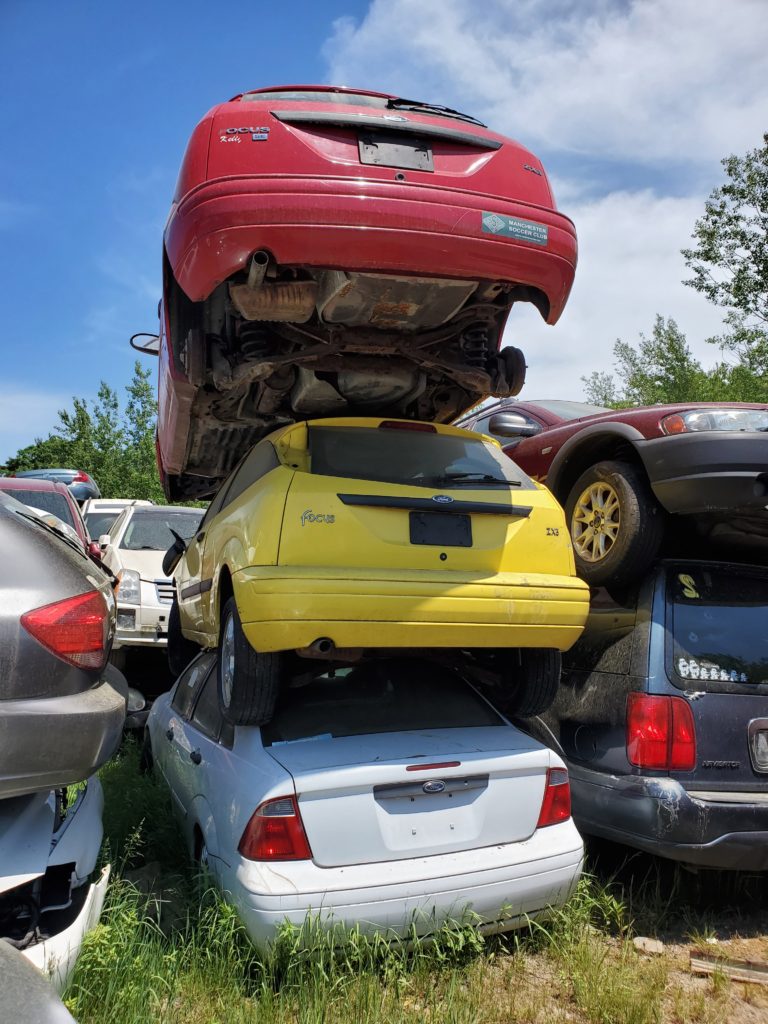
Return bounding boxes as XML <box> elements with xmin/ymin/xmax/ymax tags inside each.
<box><xmin>530</xmin><ymin>560</ymin><xmax>768</xmax><ymax>869</ymax></box>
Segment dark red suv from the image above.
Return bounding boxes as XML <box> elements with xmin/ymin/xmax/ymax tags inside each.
<box><xmin>456</xmin><ymin>399</ymin><xmax>768</xmax><ymax>588</ymax></box>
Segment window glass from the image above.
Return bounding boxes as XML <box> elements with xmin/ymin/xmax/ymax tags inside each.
<box><xmin>525</xmin><ymin>400</ymin><xmax>609</xmax><ymax>420</ymax></box>
<box><xmin>262</xmin><ymin>660</ymin><xmax>503</xmax><ymax>745</ymax></box>
<box><xmin>120</xmin><ymin>510</ymin><xmax>202</xmax><ymax>551</ymax></box>
<box><xmin>667</xmin><ymin>567</ymin><xmax>768</xmax><ymax>693</ymax></box>
<box><xmin>191</xmin><ymin>670</ymin><xmax>224</xmax><ymax>740</ymax></box>
<box><xmin>220</xmin><ymin>443</ymin><xmax>280</xmax><ymax>511</ymax></box>
<box><xmin>170</xmin><ymin>654</ymin><xmax>215</xmax><ymax>718</ymax></box>
<box><xmin>0</xmin><ymin>488</ymin><xmax>75</xmax><ymax>529</ymax></box>
<box><xmin>84</xmin><ymin>511</ymin><xmax>119</xmax><ymax>537</ymax></box>
<box><xmin>308</xmin><ymin>426</ymin><xmax>533</xmax><ymax>489</ymax></box>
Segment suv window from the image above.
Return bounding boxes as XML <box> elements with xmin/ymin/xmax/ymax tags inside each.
<box><xmin>0</xmin><ymin>488</ymin><xmax>75</xmax><ymax>529</ymax></box>
<box><xmin>667</xmin><ymin>566</ymin><xmax>768</xmax><ymax>694</ymax></box>
<box><xmin>84</xmin><ymin>511</ymin><xmax>119</xmax><ymax>537</ymax></box>
<box><xmin>308</xmin><ymin>426</ymin><xmax>533</xmax><ymax>489</ymax></box>
<box><xmin>120</xmin><ymin>511</ymin><xmax>202</xmax><ymax>551</ymax></box>
<box><xmin>219</xmin><ymin>442</ymin><xmax>280</xmax><ymax>512</ymax></box>
<box><xmin>170</xmin><ymin>654</ymin><xmax>215</xmax><ymax>718</ymax></box>
<box><xmin>262</xmin><ymin>660</ymin><xmax>504</xmax><ymax>744</ymax></box>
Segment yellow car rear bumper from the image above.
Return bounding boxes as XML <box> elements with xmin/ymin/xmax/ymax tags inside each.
<box><xmin>233</xmin><ymin>567</ymin><xmax>590</xmax><ymax>653</ymax></box>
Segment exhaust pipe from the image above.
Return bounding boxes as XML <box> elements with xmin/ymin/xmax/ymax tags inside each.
<box><xmin>246</xmin><ymin>250</ymin><xmax>270</xmax><ymax>289</ymax></box>
<box><xmin>311</xmin><ymin>637</ymin><xmax>334</xmax><ymax>655</ymax></box>
<box><xmin>296</xmin><ymin>639</ymin><xmax>363</xmax><ymax>661</ymax></box>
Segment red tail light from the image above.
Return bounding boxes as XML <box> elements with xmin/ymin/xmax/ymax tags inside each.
<box><xmin>72</xmin><ymin>471</ymin><xmax>92</xmax><ymax>483</ymax></box>
<box><xmin>378</xmin><ymin>420</ymin><xmax>436</xmax><ymax>432</ymax></box>
<box><xmin>626</xmin><ymin>693</ymin><xmax>696</xmax><ymax>770</ymax></box>
<box><xmin>536</xmin><ymin>767</ymin><xmax>571</xmax><ymax>828</ymax></box>
<box><xmin>21</xmin><ymin>590</ymin><xmax>109</xmax><ymax>670</ymax></box>
<box><xmin>238</xmin><ymin>795</ymin><xmax>312</xmax><ymax>861</ymax></box>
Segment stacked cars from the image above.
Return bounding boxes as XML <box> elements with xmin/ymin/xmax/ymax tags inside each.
<box><xmin>0</xmin><ymin>491</ymin><xmax>126</xmax><ymax>989</ymax></box>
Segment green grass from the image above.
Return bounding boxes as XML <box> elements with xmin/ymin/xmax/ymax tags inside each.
<box><xmin>63</xmin><ymin>743</ymin><xmax>758</xmax><ymax>1024</ymax></box>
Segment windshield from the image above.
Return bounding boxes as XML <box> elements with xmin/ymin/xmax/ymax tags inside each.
<box><xmin>529</xmin><ymin>400</ymin><xmax>610</xmax><ymax>420</ymax></box>
<box><xmin>262</xmin><ymin>660</ymin><xmax>503</xmax><ymax>745</ymax></box>
<box><xmin>0</xmin><ymin>487</ymin><xmax>75</xmax><ymax>529</ymax></box>
<box><xmin>667</xmin><ymin>566</ymin><xmax>768</xmax><ymax>693</ymax></box>
<box><xmin>120</xmin><ymin>511</ymin><xmax>202</xmax><ymax>551</ymax></box>
<box><xmin>85</xmin><ymin>511</ymin><xmax>119</xmax><ymax>537</ymax></box>
<box><xmin>308</xmin><ymin>426</ymin><xmax>533</xmax><ymax>489</ymax></box>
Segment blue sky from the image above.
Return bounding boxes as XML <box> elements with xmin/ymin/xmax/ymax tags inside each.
<box><xmin>1</xmin><ymin>0</ymin><xmax>766</xmax><ymax>460</ymax></box>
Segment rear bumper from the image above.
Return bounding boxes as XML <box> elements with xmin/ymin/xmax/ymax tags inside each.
<box><xmin>234</xmin><ymin>567</ymin><xmax>590</xmax><ymax>653</ymax></box>
<box><xmin>570</xmin><ymin>763</ymin><xmax>768</xmax><ymax>869</ymax></box>
<box><xmin>228</xmin><ymin>820</ymin><xmax>583</xmax><ymax>945</ymax></box>
<box><xmin>638</xmin><ymin>433</ymin><xmax>768</xmax><ymax>516</ymax></box>
<box><xmin>166</xmin><ymin>177</ymin><xmax>577</xmax><ymax>323</ymax></box>
<box><xmin>0</xmin><ymin>666</ymin><xmax>127</xmax><ymax>799</ymax></box>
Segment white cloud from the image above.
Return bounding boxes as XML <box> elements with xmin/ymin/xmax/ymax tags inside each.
<box><xmin>324</xmin><ymin>0</ymin><xmax>767</xmax><ymax>169</ymax></box>
<box><xmin>0</xmin><ymin>387</ymin><xmax>68</xmax><ymax>463</ymax></box>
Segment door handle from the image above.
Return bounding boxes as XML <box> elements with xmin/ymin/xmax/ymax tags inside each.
<box><xmin>165</xmin><ymin>727</ymin><xmax>174</xmax><ymax>741</ymax></box>
<box><xmin>190</xmin><ymin>749</ymin><xmax>202</xmax><ymax>765</ymax></box>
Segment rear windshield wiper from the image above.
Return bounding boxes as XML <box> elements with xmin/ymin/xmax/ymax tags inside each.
<box><xmin>387</xmin><ymin>97</ymin><xmax>486</xmax><ymax>128</ymax></box>
<box><xmin>423</xmin><ymin>473</ymin><xmax>521</xmax><ymax>487</ymax></box>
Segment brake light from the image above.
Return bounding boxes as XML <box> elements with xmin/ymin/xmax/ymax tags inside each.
<box><xmin>21</xmin><ymin>590</ymin><xmax>109</xmax><ymax>669</ymax></box>
<box><xmin>378</xmin><ymin>420</ymin><xmax>436</xmax><ymax>432</ymax></box>
<box><xmin>238</xmin><ymin>795</ymin><xmax>312</xmax><ymax>861</ymax></box>
<box><xmin>536</xmin><ymin>768</ymin><xmax>571</xmax><ymax>827</ymax></box>
<box><xmin>626</xmin><ymin>693</ymin><xmax>696</xmax><ymax>770</ymax></box>
<box><xmin>72</xmin><ymin>471</ymin><xmax>92</xmax><ymax>483</ymax></box>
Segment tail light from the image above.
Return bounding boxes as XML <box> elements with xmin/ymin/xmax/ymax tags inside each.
<box><xmin>238</xmin><ymin>795</ymin><xmax>312</xmax><ymax>861</ymax></box>
<box><xmin>21</xmin><ymin>590</ymin><xmax>109</xmax><ymax>670</ymax></box>
<box><xmin>72</xmin><ymin>471</ymin><xmax>93</xmax><ymax>483</ymax></box>
<box><xmin>536</xmin><ymin>767</ymin><xmax>571</xmax><ymax>828</ymax></box>
<box><xmin>626</xmin><ymin>693</ymin><xmax>696</xmax><ymax>770</ymax></box>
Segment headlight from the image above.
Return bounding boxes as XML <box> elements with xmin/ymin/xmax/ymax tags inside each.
<box><xmin>117</xmin><ymin>569</ymin><xmax>141</xmax><ymax>605</ymax></box>
<box><xmin>661</xmin><ymin>408</ymin><xmax>768</xmax><ymax>434</ymax></box>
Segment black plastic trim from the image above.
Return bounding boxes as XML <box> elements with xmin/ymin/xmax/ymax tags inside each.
<box><xmin>337</xmin><ymin>493</ymin><xmax>532</xmax><ymax>516</ymax></box>
<box><xmin>271</xmin><ymin>110</ymin><xmax>502</xmax><ymax>150</ymax></box>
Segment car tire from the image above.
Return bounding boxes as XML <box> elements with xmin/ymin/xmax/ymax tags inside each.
<box><xmin>218</xmin><ymin>597</ymin><xmax>282</xmax><ymax>726</ymax></box>
<box><xmin>167</xmin><ymin>597</ymin><xmax>200</xmax><ymax>678</ymax></box>
<box><xmin>495</xmin><ymin>649</ymin><xmax>561</xmax><ymax>717</ymax></box>
<box><xmin>502</xmin><ymin>346</ymin><xmax>527</xmax><ymax>396</ymax></box>
<box><xmin>565</xmin><ymin>459</ymin><xmax>665</xmax><ymax>589</ymax></box>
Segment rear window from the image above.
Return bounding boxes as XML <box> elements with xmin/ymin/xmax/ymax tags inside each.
<box><xmin>0</xmin><ymin>488</ymin><xmax>75</xmax><ymax>529</ymax></box>
<box><xmin>84</xmin><ymin>511</ymin><xmax>119</xmax><ymax>537</ymax></box>
<box><xmin>242</xmin><ymin>90</ymin><xmax>388</xmax><ymax>108</ymax></box>
<box><xmin>308</xmin><ymin>425</ymin><xmax>532</xmax><ymax>489</ymax></box>
<box><xmin>120</xmin><ymin>511</ymin><xmax>202</xmax><ymax>551</ymax></box>
<box><xmin>667</xmin><ymin>567</ymin><xmax>768</xmax><ymax>693</ymax></box>
<box><xmin>262</xmin><ymin>661</ymin><xmax>504</xmax><ymax>744</ymax></box>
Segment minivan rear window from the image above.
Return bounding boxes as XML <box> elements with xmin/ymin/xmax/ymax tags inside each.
<box><xmin>308</xmin><ymin>426</ymin><xmax>532</xmax><ymax>489</ymax></box>
<box><xmin>667</xmin><ymin>567</ymin><xmax>768</xmax><ymax>693</ymax></box>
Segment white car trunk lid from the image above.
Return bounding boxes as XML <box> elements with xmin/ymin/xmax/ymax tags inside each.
<box><xmin>267</xmin><ymin>727</ymin><xmax>550</xmax><ymax>867</ymax></box>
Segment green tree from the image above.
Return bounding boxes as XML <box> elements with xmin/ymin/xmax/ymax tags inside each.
<box><xmin>6</xmin><ymin>363</ymin><xmax>166</xmax><ymax>503</ymax></box>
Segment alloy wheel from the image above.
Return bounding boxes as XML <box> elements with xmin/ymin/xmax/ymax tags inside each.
<box><xmin>571</xmin><ymin>481</ymin><xmax>621</xmax><ymax>562</ymax></box>
<box><xmin>220</xmin><ymin>612</ymin><xmax>236</xmax><ymax>708</ymax></box>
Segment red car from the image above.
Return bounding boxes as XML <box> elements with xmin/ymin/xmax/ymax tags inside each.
<box><xmin>0</xmin><ymin>478</ymin><xmax>102</xmax><ymax>561</ymax></box>
<box><xmin>456</xmin><ymin>399</ymin><xmax>768</xmax><ymax>588</ymax></box>
<box><xmin>154</xmin><ymin>85</ymin><xmax>577</xmax><ymax>499</ymax></box>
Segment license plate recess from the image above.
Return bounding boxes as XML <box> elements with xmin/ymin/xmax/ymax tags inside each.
<box><xmin>409</xmin><ymin>511</ymin><xmax>471</xmax><ymax>547</ymax></box>
<box><xmin>358</xmin><ymin>130</ymin><xmax>434</xmax><ymax>171</ymax></box>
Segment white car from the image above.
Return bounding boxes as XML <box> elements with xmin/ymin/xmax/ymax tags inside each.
<box><xmin>99</xmin><ymin>505</ymin><xmax>203</xmax><ymax>658</ymax></box>
<box><xmin>0</xmin><ymin>780</ymin><xmax>110</xmax><ymax>993</ymax></box>
<box><xmin>147</xmin><ymin>655</ymin><xmax>583</xmax><ymax>945</ymax></box>
<box><xmin>81</xmin><ymin>497</ymin><xmax>154</xmax><ymax>540</ymax></box>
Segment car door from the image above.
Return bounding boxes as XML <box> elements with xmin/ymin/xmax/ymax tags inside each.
<box><xmin>176</xmin><ymin>483</ymin><xmax>233</xmax><ymax>637</ymax></box>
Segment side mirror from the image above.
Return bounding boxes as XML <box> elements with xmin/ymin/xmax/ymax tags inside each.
<box><xmin>98</xmin><ymin>534</ymin><xmax>111</xmax><ymax>550</ymax></box>
<box><xmin>488</xmin><ymin>412</ymin><xmax>540</xmax><ymax>439</ymax></box>
<box><xmin>88</xmin><ymin>540</ymin><xmax>102</xmax><ymax>560</ymax></box>
<box><xmin>162</xmin><ymin>529</ymin><xmax>187</xmax><ymax>577</ymax></box>
<box><xmin>129</xmin><ymin>332</ymin><xmax>160</xmax><ymax>356</ymax></box>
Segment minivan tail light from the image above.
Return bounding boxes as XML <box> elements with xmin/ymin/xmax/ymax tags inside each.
<box><xmin>626</xmin><ymin>693</ymin><xmax>696</xmax><ymax>770</ymax></box>
<box><xmin>536</xmin><ymin>768</ymin><xmax>571</xmax><ymax>828</ymax></box>
<box><xmin>21</xmin><ymin>590</ymin><xmax>109</xmax><ymax>670</ymax></box>
<box><xmin>238</xmin><ymin>795</ymin><xmax>312</xmax><ymax>861</ymax></box>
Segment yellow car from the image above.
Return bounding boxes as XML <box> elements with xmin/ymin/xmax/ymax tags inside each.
<box><xmin>167</xmin><ymin>417</ymin><xmax>590</xmax><ymax>725</ymax></box>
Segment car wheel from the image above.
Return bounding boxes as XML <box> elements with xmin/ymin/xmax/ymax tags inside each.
<box><xmin>167</xmin><ymin>596</ymin><xmax>200</xmax><ymax>677</ymax></box>
<box><xmin>495</xmin><ymin>649</ymin><xmax>561</xmax><ymax>717</ymax></box>
<box><xmin>502</xmin><ymin>346</ymin><xmax>526</xmax><ymax>396</ymax></box>
<box><xmin>565</xmin><ymin>459</ymin><xmax>665</xmax><ymax>589</ymax></box>
<box><xmin>218</xmin><ymin>597</ymin><xmax>282</xmax><ymax>726</ymax></box>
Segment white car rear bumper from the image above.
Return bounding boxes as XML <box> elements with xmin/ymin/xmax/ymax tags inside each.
<box><xmin>228</xmin><ymin>819</ymin><xmax>583</xmax><ymax>945</ymax></box>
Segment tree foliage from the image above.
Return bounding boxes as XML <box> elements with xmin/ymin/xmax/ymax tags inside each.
<box><xmin>5</xmin><ymin>362</ymin><xmax>166</xmax><ymax>502</ymax></box>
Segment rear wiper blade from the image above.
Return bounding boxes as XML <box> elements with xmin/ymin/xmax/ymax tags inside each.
<box><xmin>426</xmin><ymin>473</ymin><xmax>521</xmax><ymax>487</ymax></box>
<box><xmin>387</xmin><ymin>97</ymin><xmax>486</xmax><ymax>128</ymax></box>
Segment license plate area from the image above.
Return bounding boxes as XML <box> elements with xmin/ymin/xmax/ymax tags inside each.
<box><xmin>358</xmin><ymin>130</ymin><xmax>434</xmax><ymax>171</ymax></box>
<box><xmin>410</xmin><ymin>511</ymin><xmax>471</xmax><ymax>547</ymax></box>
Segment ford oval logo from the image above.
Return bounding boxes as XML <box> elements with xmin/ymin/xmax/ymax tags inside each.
<box><xmin>423</xmin><ymin>780</ymin><xmax>446</xmax><ymax>794</ymax></box>
<box><xmin>432</xmin><ymin>494</ymin><xmax>454</xmax><ymax>504</ymax></box>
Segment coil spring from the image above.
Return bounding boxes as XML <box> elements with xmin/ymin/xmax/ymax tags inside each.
<box><xmin>460</xmin><ymin>325</ymin><xmax>490</xmax><ymax>368</ymax></box>
<box><xmin>237</xmin><ymin>324</ymin><xmax>271</xmax><ymax>359</ymax></box>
